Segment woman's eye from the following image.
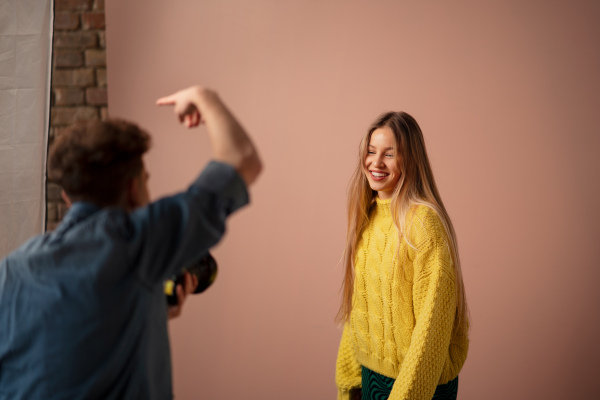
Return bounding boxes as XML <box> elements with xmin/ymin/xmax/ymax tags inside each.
<box><xmin>385</xmin><ymin>154</ymin><xmax>394</xmax><ymax>158</ymax></box>
<box><xmin>367</xmin><ymin>151</ymin><xmax>375</xmax><ymax>155</ymax></box>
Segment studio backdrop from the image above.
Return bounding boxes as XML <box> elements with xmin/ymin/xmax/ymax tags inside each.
<box><xmin>105</xmin><ymin>1</ymin><xmax>600</xmax><ymax>399</ymax></box>
<box><xmin>0</xmin><ymin>0</ymin><xmax>53</xmax><ymax>258</ymax></box>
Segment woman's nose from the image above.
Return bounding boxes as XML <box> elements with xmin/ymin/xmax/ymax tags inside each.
<box><xmin>374</xmin><ymin>155</ymin><xmax>385</xmax><ymax>168</ymax></box>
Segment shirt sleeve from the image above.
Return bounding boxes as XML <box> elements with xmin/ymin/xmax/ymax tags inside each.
<box><xmin>389</xmin><ymin>208</ymin><xmax>456</xmax><ymax>400</ymax></box>
<box><xmin>128</xmin><ymin>161</ymin><xmax>249</xmax><ymax>286</ymax></box>
<box><xmin>335</xmin><ymin>323</ymin><xmax>363</xmax><ymax>400</ymax></box>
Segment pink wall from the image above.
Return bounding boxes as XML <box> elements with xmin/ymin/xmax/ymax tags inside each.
<box><xmin>105</xmin><ymin>1</ymin><xmax>600</xmax><ymax>398</ymax></box>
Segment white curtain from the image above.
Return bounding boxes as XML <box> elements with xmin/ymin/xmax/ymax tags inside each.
<box><xmin>0</xmin><ymin>0</ymin><xmax>53</xmax><ymax>258</ymax></box>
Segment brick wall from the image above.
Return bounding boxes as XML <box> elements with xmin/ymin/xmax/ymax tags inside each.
<box><xmin>46</xmin><ymin>0</ymin><xmax>107</xmax><ymax>231</ymax></box>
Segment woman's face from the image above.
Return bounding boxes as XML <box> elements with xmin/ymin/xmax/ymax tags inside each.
<box><xmin>364</xmin><ymin>126</ymin><xmax>401</xmax><ymax>200</ymax></box>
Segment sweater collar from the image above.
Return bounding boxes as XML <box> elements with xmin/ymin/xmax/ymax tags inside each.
<box><xmin>375</xmin><ymin>196</ymin><xmax>392</xmax><ymax>206</ymax></box>
<box><xmin>374</xmin><ymin>196</ymin><xmax>392</xmax><ymax>217</ymax></box>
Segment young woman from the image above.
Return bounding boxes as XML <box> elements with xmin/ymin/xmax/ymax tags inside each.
<box><xmin>335</xmin><ymin>112</ymin><xmax>469</xmax><ymax>400</ymax></box>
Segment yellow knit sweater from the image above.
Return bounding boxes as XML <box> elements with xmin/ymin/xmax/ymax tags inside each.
<box><xmin>335</xmin><ymin>198</ymin><xmax>469</xmax><ymax>400</ymax></box>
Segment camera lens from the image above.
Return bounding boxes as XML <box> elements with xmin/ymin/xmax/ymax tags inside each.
<box><xmin>164</xmin><ymin>253</ymin><xmax>218</xmax><ymax>305</ymax></box>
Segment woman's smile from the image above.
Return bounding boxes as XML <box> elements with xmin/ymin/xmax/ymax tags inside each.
<box><xmin>369</xmin><ymin>170</ymin><xmax>390</xmax><ymax>180</ymax></box>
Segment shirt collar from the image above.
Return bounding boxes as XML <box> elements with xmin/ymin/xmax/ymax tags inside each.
<box><xmin>57</xmin><ymin>202</ymin><xmax>101</xmax><ymax>230</ymax></box>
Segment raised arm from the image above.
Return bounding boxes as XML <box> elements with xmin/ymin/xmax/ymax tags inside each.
<box><xmin>156</xmin><ymin>86</ymin><xmax>262</xmax><ymax>186</ymax></box>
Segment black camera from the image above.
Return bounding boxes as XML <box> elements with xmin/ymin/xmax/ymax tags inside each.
<box><xmin>164</xmin><ymin>253</ymin><xmax>218</xmax><ymax>305</ymax></box>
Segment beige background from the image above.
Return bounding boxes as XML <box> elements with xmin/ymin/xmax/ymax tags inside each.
<box><xmin>106</xmin><ymin>1</ymin><xmax>600</xmax><ymax>398</ymax></box>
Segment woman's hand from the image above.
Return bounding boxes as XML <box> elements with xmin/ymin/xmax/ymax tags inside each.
<box><xmin>350</xmin><ymin>388</ymin><xmax>362</xmax><ymax>400</ymax></box>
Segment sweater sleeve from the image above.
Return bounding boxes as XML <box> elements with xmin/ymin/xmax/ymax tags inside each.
<box><xmin>389</xmin><ymin>208</ymin><xmax>457</xmax><ymax>400</ymax></box>
<box><xmin>335</xmin><ymin>323</ymin><xmax>362</xmax><ymax>400</ymax></box>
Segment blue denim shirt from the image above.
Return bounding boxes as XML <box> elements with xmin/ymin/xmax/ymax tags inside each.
<box><xmin>0</xmin><ymin>161</ymin><xmax>248</xmax><ymax>400</ymax></box>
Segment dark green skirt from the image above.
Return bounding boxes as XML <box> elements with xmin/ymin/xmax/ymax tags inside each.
<box><xmin>361</xmin><ymin>366</ymin><xmax>458</xmax><ymax>400</ymax></box>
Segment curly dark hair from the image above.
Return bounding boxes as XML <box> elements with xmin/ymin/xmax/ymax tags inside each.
<box><xmin>48</xmin><ymin>119</ymin><xmax>151</xmax><ymax>206</ymax></box>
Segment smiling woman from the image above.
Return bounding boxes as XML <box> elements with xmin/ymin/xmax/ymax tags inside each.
<box><xmin>335</xmin><ymin>112</ymin><xmax>469</xmax><ymax>400</ymax></box>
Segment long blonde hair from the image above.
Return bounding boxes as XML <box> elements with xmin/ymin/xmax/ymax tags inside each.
<box><xmin>337</xmin><ymin>112</ymin><xmax>469</xmax><ymax>336</ymax></box>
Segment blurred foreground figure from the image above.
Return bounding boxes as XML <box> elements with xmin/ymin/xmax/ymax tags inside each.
<box><xmin>0</xmin><ymin>86</ymin><xmax>261</xmax><ymax>400</ymax></box>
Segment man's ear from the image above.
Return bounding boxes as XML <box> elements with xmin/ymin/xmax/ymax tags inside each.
<box><xmin>61</xmin><ymin>190</ymin><xmax>72</xmax><ymax>208</ymax></box>
<box><xmin>126</xmin><ymin>176</ymin><xmax>142</xmax><ymax>210</ymax></box>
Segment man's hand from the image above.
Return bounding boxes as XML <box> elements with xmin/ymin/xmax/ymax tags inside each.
<box><xmin>156</xmin><ymin>85</ymin><xmax>262</xmax><ymax>186</ymax></box>
<box><xmin>167</xmin><ymin>272</ymin><xmax>199</xmax><ymax>320</ymax></box>
<box><xmin>156</xmin><ymin>86</ymin><xmax>212</xmax><ymax>128</ymax></box>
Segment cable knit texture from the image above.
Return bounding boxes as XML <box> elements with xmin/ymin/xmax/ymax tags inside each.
<box><xmin>335</xmin><ymin>198</ymin><xmax>469</xmax><ymax>400</ymax></box>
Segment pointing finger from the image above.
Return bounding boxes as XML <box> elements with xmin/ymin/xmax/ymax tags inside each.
<box><xmin>156</xmin><ymin>94</ymin><xmax>176</xmax><ymax>105</ymax></box>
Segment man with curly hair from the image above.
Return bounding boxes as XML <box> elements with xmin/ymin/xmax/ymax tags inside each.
<box><xmin>0</xmin><ymin>86</ymin><xmax>262</xmax><ymax>399</ymax></box>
